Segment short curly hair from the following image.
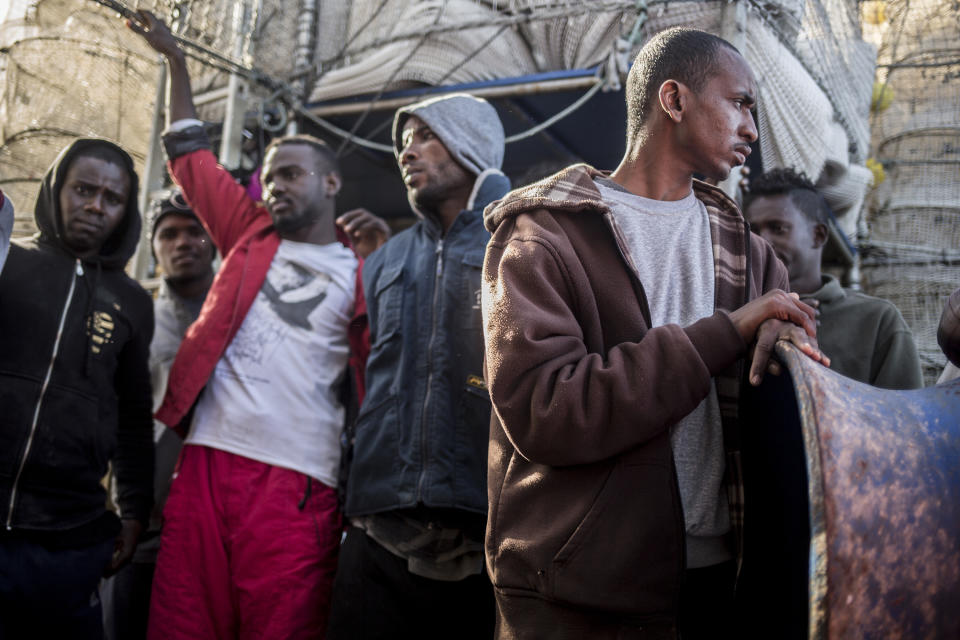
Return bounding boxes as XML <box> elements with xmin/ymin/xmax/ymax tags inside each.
<box><xmin>746</xmin><ymin>168</ymin><xmax>830</xmax><ymax>227</ymax></box>
<box><xmin>264</xmin><ymin>134</ymin><xmax>340</xmax><ymax>175</ymax></box>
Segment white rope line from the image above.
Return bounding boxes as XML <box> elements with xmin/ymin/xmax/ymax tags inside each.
<box><xmin>85</xmin><ymin>0</ymin><xmax>623</xmax><ymax>154</ymax></box>
<box><xmin>505</xmin><ymin>79</ymin><xmax>605</xmax><ymax>143</ymax></box>
<box><xmin>296</xmin><ymin>108</ymin><xmax>396</xmax><ymax>153</ymax></box>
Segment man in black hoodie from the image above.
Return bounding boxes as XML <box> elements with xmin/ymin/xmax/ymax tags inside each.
<box><xmin>0</xmin><ymin>139</ymin><xmax>154</xmax><ymax>639</ymax></box>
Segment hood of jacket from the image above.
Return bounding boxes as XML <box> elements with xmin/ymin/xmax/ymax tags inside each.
<box><xmin>393</xmin><ymin>93</ymin><xmax>508</xmax><ymax>224</ymax></box>
<box><xmin>34</xmin><ymin>138</ymin><xmax>142</xmax><ymax>270</ymax></box>
<box><xmin>482</xmin><ymin>163</ymin><xmax>743</xmax><ymax>233</ymax></box>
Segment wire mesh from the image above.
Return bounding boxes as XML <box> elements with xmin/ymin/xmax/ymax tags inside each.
<box><xmin>861</xmin><ymin>263</ymin><xmax>956</xmax><ymax>384</ymax></box>
<box><xmin>861</xmin><ymin>0</ymin><xmax>960</xmax><ymax>385</ymax></box>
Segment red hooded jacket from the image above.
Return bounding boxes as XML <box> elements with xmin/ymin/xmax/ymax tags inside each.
<box><xmin>154</xmin><ymin>147</ymin><xmax>368</xmax><ymax>433</ymax></box>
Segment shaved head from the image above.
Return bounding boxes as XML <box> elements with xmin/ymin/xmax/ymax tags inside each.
<box><xmin>625</xmin><ymin>27</ymin><xmax>740</xmax><ymax>141</ymax></box>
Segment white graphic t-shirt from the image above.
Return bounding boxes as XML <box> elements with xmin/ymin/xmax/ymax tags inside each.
<box><xmin>187</xmin><ymin>239</ymin><xmax>357</xmax><ymax>487</ymax></box>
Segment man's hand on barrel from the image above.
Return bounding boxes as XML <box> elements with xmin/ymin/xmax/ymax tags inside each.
<box><xmin>728</xmin><ymin>289</ymin><xmax>830</xmax><ymax>386</ymax></box>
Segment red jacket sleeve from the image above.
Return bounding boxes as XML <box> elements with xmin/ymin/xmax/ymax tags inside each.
<box><xmin>168</xmin><ymin>149</ymin><xmax>268</xmax><ymax>254</ymax></box>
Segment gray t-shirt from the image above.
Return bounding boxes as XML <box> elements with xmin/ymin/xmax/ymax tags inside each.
<box><xmin>595</xmin><ymin>177</ymin><xmax>731</xmax><ymax>569</ymax></box>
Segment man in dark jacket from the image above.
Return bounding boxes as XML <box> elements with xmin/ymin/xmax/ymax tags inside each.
<box><xmin>482</xmin><ymin>28</ymin><xmax>828</xmax><ymax>639</ymax></box>
<box><xmin>327</xmin><ymin>94</ymin><xmax>510</xmax><ymax>640</ymax></box>
<box><xmin>0</xmin><ymin>139</ymin><xmax>154</xmax><ymax>639</ymax></box>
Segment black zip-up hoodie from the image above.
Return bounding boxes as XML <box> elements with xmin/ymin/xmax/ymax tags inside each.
<box><xmin>0</xmin><ymin>139</ymin><xmax>154</xmax><ymax>546</ymax></box>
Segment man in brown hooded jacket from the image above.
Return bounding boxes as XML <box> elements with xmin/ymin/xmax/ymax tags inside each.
<box><xmin>481</xmin><ymin>27</ymin><xmax>829</xmax><ymax>639</ymax></box>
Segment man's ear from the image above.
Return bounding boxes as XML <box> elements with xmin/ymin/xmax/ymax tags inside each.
<box><xmin>659</xmin><ymin>79</ymin><xmax>685</xmax><ymax>123</ymax></box>
<box><xmin>325</xmin><ymin>172</ymin><xmax>342</xmax><ymax>199</ymax></box>
<box><xmin>813</xmin><ymin>222</ymin><xmax>829</xmax><ymax>249</ymax></box>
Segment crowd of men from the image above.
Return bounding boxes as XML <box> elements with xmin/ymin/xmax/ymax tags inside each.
<box><xmin>0</xmin><ymin>11</ymin><xmax>945</xmax><ymax>640</ymax></box>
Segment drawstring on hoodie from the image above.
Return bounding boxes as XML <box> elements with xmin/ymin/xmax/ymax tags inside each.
<box><xmin>298</xmin><ymin>475</ymin><xmax>312</xmax><ymax>510</ymax></box>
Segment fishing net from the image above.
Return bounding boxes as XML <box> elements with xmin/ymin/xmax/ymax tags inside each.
<box><xmin>860</xmin><ymin>0</ymin><xmax>960</xmax><ymax>384</ymax></box>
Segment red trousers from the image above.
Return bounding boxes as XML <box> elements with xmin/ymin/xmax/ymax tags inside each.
<box><xmin>148</xmin><ymin>445</ymin><xmax>342</xmax><ymax>640</ymax></box>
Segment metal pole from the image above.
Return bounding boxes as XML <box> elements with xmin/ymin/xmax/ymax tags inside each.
<box><xmin>132</xmin><ymin>64</ymin><xmax>169</xmax><ymax>282</ymax></box>
<box><xmin>219</xmin><ymin>0</ymin><xmax>250</xmax><ymax>169</ymax></box>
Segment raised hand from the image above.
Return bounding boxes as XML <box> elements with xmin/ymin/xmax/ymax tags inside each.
<box><xmin>336</xmin><ymin>208</ymin><xmax>391</xmax><ymax>259</ymax></box>
<box><xmin>126</xmin><ymin>10</ymin><xmax>182</xmax><ymax>61</ymax></box>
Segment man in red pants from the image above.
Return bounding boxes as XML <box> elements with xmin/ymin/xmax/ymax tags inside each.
<box><xmin>127</xmin><ymin>11</ymin><xmax>388</xmax><ymax>639</ymax></box>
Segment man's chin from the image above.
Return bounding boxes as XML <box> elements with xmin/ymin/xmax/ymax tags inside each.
<box><xmin>271</xmin><ymin>213</ymin><xmax>304</xmax><ymax>233</ymax></box>
<box><xmin>64</xmin><ymin>234</ymin><xmax>102</xmax><ymax>257</ymax></box>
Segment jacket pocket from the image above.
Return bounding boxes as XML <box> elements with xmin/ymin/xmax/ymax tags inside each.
<box><xmin>0</xmin><ymin>371</ymin><xmax>43</xmax><ymax>480</ymax></box>
<box><xmin>548</xmin><ymin>460</ymin><xmax>683</xmax><ymax>615</ymax></box>
<box><xmin>372</xmin><ymin>264</ymin><xmax>404</xmax><ymax>344</ymax></box>
<box><xmin>344</xmin><ymin>393</ymin><xmax>402</xmax><ymax>514</ymax></box>
<box><xmin>33</xmin><ymin>383</ymin><xmax>107</xmax><ymax>482</ymax></box>
<box><xmin>453</xmin><ymin>380</ymin><xmax>491</xmax><ymax>510</ymax></box>
<box><xmin>459</xmin><ymin>251</ymin><xmax>485</xmax><ymax>333</ymax></box>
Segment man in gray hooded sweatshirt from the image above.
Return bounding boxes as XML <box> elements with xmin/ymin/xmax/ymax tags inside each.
<box><xmin>327</xmin><ymin>94</ymin><xmax>509</xmax><ymax>639</ymax></box>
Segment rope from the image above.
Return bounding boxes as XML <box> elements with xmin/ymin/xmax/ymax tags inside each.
<box><xmin>335</xmin><ymin>22</ymin><xmax>511</xmax><ymax>157</ymax></box>
<box><xmin>314</xmin><ymin>0</ymin><xmax>680</xmax><ymax>68</ymax></box>
<box><xmin>80</xmin><ymin>0</ymin><xmax>626</xmax><ymax>155</ymax></box>
<box><xmin>87</xmin><ymin>0</ymin><xmax>293</xmax><ymax>94</ymax></box>
<box><xmin>335</xmin><ymin>0</ymin><xmax>448</xmax><ymax>154</ymax></box>
<box><xmin>323</xmin><ymin>0</ymin><xmax>392</xmax><ymax>73</ymax></box>
<box><xmin>505</xmin><ymin>79</ymin><xmax>605</xmax><ymax>143</ymax></box>
<box><xmin>296</xmin><ymin>108</ymin><xmax>395</xmax><ymax>153</ymax></box>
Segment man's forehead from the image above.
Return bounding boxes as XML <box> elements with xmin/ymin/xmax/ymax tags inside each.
<box><xmin>746</xmin><ymin>194</ymin><xmax>798</xmax><ymax>219</ymax></box>
<box><xmin>264</xmin><ymin>143</ymin><xmax>316</xmax><ymax>169</ymax></box>
<box><xmin>67</xmin><ymin>156</ymin><xmax>130</xmax><ymax>190</ymax></box>
<box><xmin>156</xmin><ymin>213</ymin><xmax>201</xmax><ymax>232</ymax></box>
<box><xmin>714</xmin><ymin>48</ymin><xmax>757</xmax><ymax>95</ymax></box>
<box><xmin>401</xmin><ymin>115</ymin><xmax>429</xmax><ymax>139</ymax></box>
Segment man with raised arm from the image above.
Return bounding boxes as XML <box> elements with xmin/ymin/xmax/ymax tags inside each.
<box><xmin>128</xmin><ymin>11</ymin><xmax>388</xmax><ymax>639</ymax></box>
<box><xmin>481</xmin><ymin>28</ymin><xmax>829</xmax><ymax>639</ymax></box>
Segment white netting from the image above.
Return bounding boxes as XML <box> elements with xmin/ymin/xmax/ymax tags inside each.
<box><xmin>0</xmin><ymin>0</ymin><xmax>296</xmax><ymax>236</ymax></box>
<box><xmin>308</xmin><ymin>0</ymin><xmax>538</xmax><ymax>102</ymax></box>
<box><xmin>309</xmin><ymin>0</ymin><xmax>874</xmax><ymax>185</ymax></box>
<box><xmin>1</xmin><ymin>0</ymin><xmax>880</xmax><ymax>243</ymax></box>
<box><xmin>860</xmin><ymin>0</ymin><xmax>960</xmax><ymax>384</ymax></box>
<box><xmin>861</xmin><ymin>263</ymin><xmax>956</xmax><ymax>383</ymax></box>
<box><xmin>0</xmin><ymin>2</ymin><xmax>157</xmax><ymax>235</ymax></box>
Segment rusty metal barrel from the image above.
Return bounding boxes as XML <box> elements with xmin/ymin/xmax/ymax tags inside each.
<box><xmin>738</xmin><ymin>341</ymin><xmax>960</xmax><ymax>638</ymax></box>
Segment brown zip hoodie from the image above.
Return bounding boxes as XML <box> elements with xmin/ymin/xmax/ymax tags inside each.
<box><xmin>481</xmin><ymin>164</ymin><xmax>788</xmax><ymax>628</ymax></box>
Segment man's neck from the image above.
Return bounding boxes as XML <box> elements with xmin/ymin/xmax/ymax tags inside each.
<box><xmin>790</xmin><ymin>270</ymin><xmax>824</xmax><ymax>296</ymax></box>
<box><xmin>609</xmin><ymin>135</ymin><xmax>694</xmax><ymax>202</ymax></box>
<box><xmin>279</xmin><ymin>218</ymin><xmax>338</xmax><ymax>245</ymax></box>
<box><xmin>166</xmin><ymin>271</ymin><xmax>213</xmax><ymax>300</ymax></box>
<box><xmin>424</xmin><ymin>195</ymin><xmax>470</xmax><ymax>235</ymax></box>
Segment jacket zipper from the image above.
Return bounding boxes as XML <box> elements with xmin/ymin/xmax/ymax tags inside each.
<box><xmin>6</xmin><ymin>259</ymin><xmax>83</xmax><ymax>529</ymax></box>
<box><xmin>602</xmin><ymin>213</ymin><xmax>653</xmax><ymax>326</ymax></box>
<box><xmin>416</xmin><ymin>238</ymin><xmax>444</xmax><ymax>502</ymax></box>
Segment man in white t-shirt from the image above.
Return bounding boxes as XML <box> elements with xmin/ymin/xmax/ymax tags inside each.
<box><xmin>128</xmin><ymin>11</ymin><xmax>388</xmax><ymax>640</ymax></box>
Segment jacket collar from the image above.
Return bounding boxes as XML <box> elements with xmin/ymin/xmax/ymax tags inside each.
<box><xmin>809</xmin><ymin>274</ymin><xmax>845</xmax><ymax>304</ymax></box>
<box><xmin>421</xmin><ymin>169</ymin><xmax>511</xmax><ymax>237</ymax></box>
<box><xmin>482</xmin><ymin>163</ymin><xmax>743</xmax><ymax>233</ymax></box>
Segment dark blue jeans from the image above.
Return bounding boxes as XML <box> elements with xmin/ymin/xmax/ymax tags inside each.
<box><xmin>0</xmin><ymin>537</ymin><xmax>114</xmax><ymax>640</ymax></box>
